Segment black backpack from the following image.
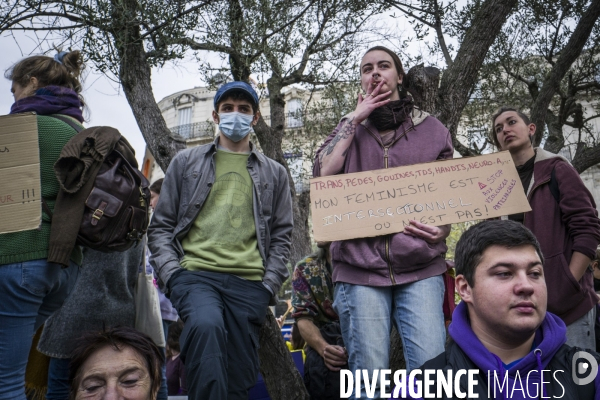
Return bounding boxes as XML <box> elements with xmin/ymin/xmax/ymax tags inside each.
<box><xmin>44</xmin><ymin>115</ymin><xmax>151</xmax><ymax>252</ymax></box>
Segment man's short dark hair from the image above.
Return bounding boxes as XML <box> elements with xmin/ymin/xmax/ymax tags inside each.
<box><xmin>455</xmin><ymin>220</ymin><xmax>543</xmax><ymax>287</ymax></box>
<box><xmin>215</xmin><ymin>89</ymin><xmax>259</xmax><ymax>114</ymax></box>
<box><xmin>490</xmin><ymin>107</ymin><xmax>532</xmax><ymax>148</ymax></box>
<box><xmin>149</xmin><ymin>178</ymin><xmax>163</xmax><ymax>195</ymax></box>
<box><xmin>69</xmin><ymin>326</ymin><xmax>164</xmax><ymax>399</ymax></box>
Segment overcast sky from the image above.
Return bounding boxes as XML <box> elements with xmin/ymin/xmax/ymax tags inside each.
<box><xmin>0</xmin><ymin>31</ymin><xmax>211</xmax><ymax>166</ymax></box>
<box><xmin>0</xmin><ymin>14</ymin><xmax>425</xmax><ymax>167</ymax></box>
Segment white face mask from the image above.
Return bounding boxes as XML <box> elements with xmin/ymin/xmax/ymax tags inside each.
<box><xmin>218</xmin><ymin>112</ymin><xmax>254</xmax><ymax>142</ymax></box>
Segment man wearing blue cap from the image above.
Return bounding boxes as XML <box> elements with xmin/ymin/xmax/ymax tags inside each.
<box><xmin>148</xmin><ymin>81</ymin><xmax>293</xmax><ymax>399</ymax></box>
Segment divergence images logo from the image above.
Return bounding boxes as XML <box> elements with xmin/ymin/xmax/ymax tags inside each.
<box><xmin>572</xmin><ymin>351</ymin><xmax>599</xmax><ymax>386</ymax></box>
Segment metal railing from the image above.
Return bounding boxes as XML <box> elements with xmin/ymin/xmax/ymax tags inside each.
<box><xmin>170</xmin><ymin>110</ymin><xmax>342</xmax><ymax>136</ymax></box>
<box><xmin>260</xmin><ymin>108</ymin><xmax>343</xmax><ymax>129</ymax></box>
<box><xmin>170</xmin><ymin>122</ymin><xmax>215</xmax><ymax>140</ymax></box>
<box><xmin>261</xmin><ymin>112</ymin><xmax>304</xmax><ymax>128</ymax></box>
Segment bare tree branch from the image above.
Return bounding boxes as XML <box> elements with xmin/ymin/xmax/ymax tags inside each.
<box><xmin>546</xmin><ymin>4</ymin><xmax>570</xmax><ymax>63</ymax></box>
<box><xmin>532</xmin><ymin>0</ymin><xmax>600</xmax><ymax>146</ymax></box>
<box><xmin>175</xmin><ymin>37</ymin><xmax>236</xmax><ymax>54</ymax></box>
<box><xmin>433</xmin><ymin>0</ymin><xmax>453</xmax><ymax>66</ymax></box>
<box><xmin>437</xmin><ymin>0</ymin><xmax>518</xmax><ymax>157</ymax></box>
<box><xmin>139</xmin><ymin>0</ymin><xmax>213</xmax><ymax>39</ymax></box>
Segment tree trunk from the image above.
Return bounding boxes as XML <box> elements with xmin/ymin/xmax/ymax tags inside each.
<box><xmin>542</xmin><ymin>111</ymin><xmax>565</xmax><ymax>155</ymax></box>
<box><xmin>405</xmin><ymin>64</ymin><xmax>441</xmax><ymax>113</ymax></box>
<box><xmin>573</xmin><ymin>142</ymin><xmax>600</xmax><ymax>174</ymax></box>
<box><xmin>259</xmin><ymin>311</ymin><xmax>309</xmax><ymax>399</ymax></box>
<box><xmin>531</xmin><ymin>0</ymin><xmax>600</xmax><ymax>146</ymax></box>
<box><xmin>437</xmin><ymin>0</ymin><xmax>518</xmax><ymax>156</ymax></box>
<box><xmin>112</xmin><ymin>0</ymin><xmax>185</xmax><ymax>171</ymax></box>
<box><xmin>253</xmin><ymin>78</ymin><xmax>313</xmax><ymax>266</ymax></box>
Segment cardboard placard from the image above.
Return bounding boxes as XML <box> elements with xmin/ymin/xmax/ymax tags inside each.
<box><xmin>310</xmin><ymin>151</ymin><xmax>531</xmax><ymax>242</ymax></box>
<box><xmin>0</xmin><ymin>113</ymin><xmax>42</xmax><ymax>234</ymax></box>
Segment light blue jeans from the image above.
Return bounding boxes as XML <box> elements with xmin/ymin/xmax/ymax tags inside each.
<box><xmin>0</xmin><ymin>259</ymin><xmax>78</xmax><ymax>400</ymax></box>
<box><xmin>333</xmin><ymin>275</ymin><xmax>446</xmax><ymax>399</ymax></box>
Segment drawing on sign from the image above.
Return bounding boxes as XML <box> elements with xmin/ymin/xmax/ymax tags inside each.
<box><xmin>310</xmin><ymin>151</ymin><xmax>531</xmax><ymax>242</ymax></box>
<box><xmin>0</xmin><ymin>113</ymin><xmax>42</xmax><ymax>234</ymax></box>
<box><xmin>22</xmin><ymin>188</ymin><xmax>35</xmax><ymax>204</ymax></box>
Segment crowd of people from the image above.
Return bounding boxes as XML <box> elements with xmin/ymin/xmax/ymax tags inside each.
<box><xmin>1</xmin><ymin>44</ymin><xmax>600</xmax><ymax>400</ymax></box>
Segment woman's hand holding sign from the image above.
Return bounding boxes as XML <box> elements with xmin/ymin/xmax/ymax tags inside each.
<box><xmin>404</xmin><ymin>220</ymin><xmax>451</xmax><ymax>244</ymax></box>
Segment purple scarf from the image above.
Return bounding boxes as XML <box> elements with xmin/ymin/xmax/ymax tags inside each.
<box><xmin>10</xmin><ymin>85</ymin><xmax>84</xmax><ymax>122</ymax></box>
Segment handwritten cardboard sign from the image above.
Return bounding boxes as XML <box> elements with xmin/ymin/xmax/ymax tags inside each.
<box><xmin>0</xmin><ymin>113</ymin><xmax>42</xmax><ymax>234</ymax></box>
<box><xmin>310</xmin><ymin>151</ymin><xmax>531</xmax><ymax>242</ymax></box>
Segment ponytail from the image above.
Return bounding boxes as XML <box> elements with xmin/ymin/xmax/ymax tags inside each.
<box><xmin>5</xmin><ymin>50</ymin><xmax>86</xmax><ymax>106</ymax></box>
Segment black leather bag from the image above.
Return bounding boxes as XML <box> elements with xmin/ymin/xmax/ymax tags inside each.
<box><xmin>45</xmin><ymin>115</ymin><xmax>151</xmax><ymax>252</ymax></box>
<box><xmin>78</xmin><ymin>148</ymin><xmax>151</xmax><ymax>251</ymax></box>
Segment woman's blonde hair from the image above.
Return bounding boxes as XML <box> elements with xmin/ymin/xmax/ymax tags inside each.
<box><xmin>5</xmin><ymin>50</ymin><xmax>85</xmax><ymax>105</ymax></box>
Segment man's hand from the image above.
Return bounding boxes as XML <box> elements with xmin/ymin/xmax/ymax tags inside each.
<box><xmin>296</xmin><ymin>319</ymin><xmax>348</xmax><ymax>371</ymax></box>
<box><xmin>321</xmin><ymin>344</ymin><xmax>348</xmax><ymax>372</ymax></box>
<box><xmin>404</xmin><ymin>221</ymin><xmax>451</xmax><ymax>244</ymax></box>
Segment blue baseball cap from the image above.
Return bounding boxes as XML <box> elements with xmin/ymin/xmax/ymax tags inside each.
<box><xmin>214</xmin><ymin>81</ymin><xmax>259</xmax><ymax>110</ymax></box>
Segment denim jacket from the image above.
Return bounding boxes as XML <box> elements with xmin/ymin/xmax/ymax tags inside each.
<box><xmin>148</xmin><ymin>137</ymin><xmax>293</xmax><ymax>299</ymax></box>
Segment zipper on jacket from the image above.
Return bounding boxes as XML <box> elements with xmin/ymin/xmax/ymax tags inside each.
<box><xmin>364</xmin><ymin>125</ymin><xmax>410</xmax><ymax>285</ymax></box>
<box><xmin>384</xmin><ymin>146</ymin><xmax>389</xmax><ymax>168</ymax></box>
<box><xmin>383</xmin><ymin>145</ymin><xmax>396</xmax><ymax>284</ymax></box>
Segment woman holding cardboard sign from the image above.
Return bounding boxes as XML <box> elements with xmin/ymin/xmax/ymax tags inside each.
<box><xmin>491</xmin><ymin>107</ymin><xmax>600</xmax><ymax>349</ymax></box>
<box><xmin>314</xmin><ymin>46</ymin><xmax>453</xmax><ymax>398</ymax></box>
<box><xmin>0</xmin><ymin>51</ymin><xmax>84</xmax><ymax>400</ymax></box>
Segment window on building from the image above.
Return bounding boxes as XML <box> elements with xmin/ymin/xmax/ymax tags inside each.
<box><xmin>284</xmin><ymin>152</ymin><xmax>305</xmax><ymax>193</ymax></box>
<box><xmin>178</xmin><ymin>107</ymin><xmax>192</xmax><ymax>126</ymax></box>
<box><xmin>287</xmin><ymin>98</ymin><xmax>303</xmax><ymax>128</ymax></box>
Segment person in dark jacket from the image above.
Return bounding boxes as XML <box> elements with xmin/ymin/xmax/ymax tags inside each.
<box><xmin>400</xmin><ymin>220</ymin><xmax>600</xmax><ymax>400</ymax></box>
<box><xmin>492</xmin><ymin>107</ymin><xmax>600</xmax><ymax>348</ymax></box>
<box><xmin>148</xmin><ymin>81</ymin><xmax>293</xmax><ymax>400</ymax></box>
<box><xmin>0</xmin><ymin>51</ymin><xmax>84</xmax><ymax>400</ymax></box>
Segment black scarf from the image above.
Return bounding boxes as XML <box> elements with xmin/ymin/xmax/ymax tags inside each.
<box><xmin>517</xmin><ymin>152</ymin><xmax>536</xmax><ymax>194</ymax></box>
<box><xmin>368</xmin><ymin>96</ymin><xmax>414</xmax><ymax>132</ymax></box>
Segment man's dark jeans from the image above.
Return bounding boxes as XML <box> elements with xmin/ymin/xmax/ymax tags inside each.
<box><xmin>169</xmin><ymin>270</ymin><xmax>271</xmax><ymax>400</ymax></box>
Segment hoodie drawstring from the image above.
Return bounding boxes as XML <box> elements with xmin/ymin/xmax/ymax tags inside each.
<box><xmin>534</xmin><ymin>348</ymin><xmax>544</xmax><ymax>399</ymax></box>
<box><xmin>494</xmin><ymin>357</ymin><xmax>507</xmax><ymax>400</ymax></box>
